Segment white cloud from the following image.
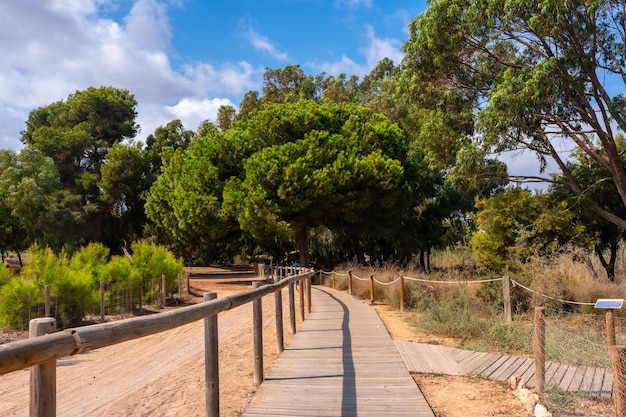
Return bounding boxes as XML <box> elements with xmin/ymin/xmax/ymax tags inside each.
<box><xmin>335</xmin><ymin>0</ymin><xmax>373</xmax><ymax>7</ymax></box>
<box><xmin>315</xmin><ymin>25</ymin><xmax>403</xmax><ymax>77</ymax></box>
<box><xmin>240</xmin><ymin>22</ymin><xmax>289</xmax><ymax>61</ymax></box>
<box><xmin>318</xmin><ymin>55</ymin><xmax>367</xmax><ymax>77</ymax></box>
<box><xmin>361</xmin><ymin>25</ymin><xmax>404</xmax><ymax>67</ymax></box>
<box><xmin>0</xmin><ymin>0</ymin><xmax>262</xmax><ymax>149</ymax></box>
<box><xmin>165</xmin><ymin>97</ymin><xmax>235</xmax><ymax>131</ymax></box>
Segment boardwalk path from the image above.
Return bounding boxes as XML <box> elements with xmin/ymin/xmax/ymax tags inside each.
<box><xmin>395</xmin><ymin>341</ymin><xmax>614</xmax><ymax>398</ymax></box>
<box><xmin>242</xmin><ymin>286</ymin><xmax>435</xmax><ymax>417</ymax></box>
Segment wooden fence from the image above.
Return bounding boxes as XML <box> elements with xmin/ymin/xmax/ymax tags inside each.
<box><xmin>0</xmin><ymin>268</ymin><xmax>314</xmax><ymax>417</ymax></box>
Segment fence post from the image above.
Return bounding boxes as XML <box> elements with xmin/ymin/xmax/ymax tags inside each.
<box><xmin>607</xmin><ymin>310</ymin><xmax>616</xmax><ymax>347</ymax></box>
<box><xmin>610</xmin><ymin>346</ymin><xmax>626</xmax><ymax>417</ymax></box>
<box><xmin>203</xmin><ymin>293</ymin><xmax>219</xmax><ymax>417</ymax></box>
<box><xmin>139</xmin><ymin>280</ymin><xmax>143</xmax><ymax>315</ymax></box>
<box><xmin>399</xmin><ymin>275</ymin><xmax>405</xmax><ymax>312</ymax></box>
<box><xmin>299</xmin><ymin>277</ymin><xmax>305</xmax><ymax>321</ymax></box>
<box><xmin>44</xmin><ymin>286</ymin><xmax>50</xmax><ymax>318</ymax></box>
<box><xmin>186</xmin><ymin>270</ymin><xmax>190</xmax><ymax>295</ymax></box>
<box><xmin>177</xmin><ymin>273</ymin><xmax>182</xmax><ymax>299</ymax></box>
<box><xmin>29</xmin><ymin>317</ymin><xmax>57</xmax><ymax>417</ymax></box>
<box><xmin>318</xmin><ymin>270</ymin><xmax>322</xmax><ymax>286</ymax></box>
<box><xmin>503</xmin><ymin>275</ymin><xmax>512</xmax><ymax>323</ymax></box>
<box><xmin>253</xmin><ymin>282</ymin><xmax>264</xmax><ymax>385</ymax></box>
<box><xmin>161</xmin><ymin>275</ymin><xmax>167</xmax><ymax>307</ymax></box>
<box><xmin>275</xmin><ymin>283</ymin><xmax>284</xmax><ymax>353</ymax></box>
<box><xmin>289</xmin><ymin>281</ymin><xmax>296</xmax><ymax>335</ymax></box>
<box><xmin>331</xmin><ymin>271</ymin><xmax>335</xmax><ymax>289</ymax></box>
<box><xmin>100</xmin><ymin>281</ymin><xmax>105</xmax><ymax>323</ymax></box>
<box><xmin>348</xmin><ymin>270</ymin><xmax>353</xmax><ymax>295</ymax></box>
<box><xmin>306</xmin><ymin>275</ymin><xmax>312</xmax><ymax>314</ymax></box>
<box><xmin>369</xmin><ymin>274</ymin><xmax>375</xmax><ymax>304</ymax></box>
<box><xmin>534</xmin><ymin>307</ymin><xmax>545</xmax><ymax>393</ymax></box>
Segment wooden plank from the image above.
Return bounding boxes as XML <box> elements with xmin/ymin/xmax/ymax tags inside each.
<box><xmin>558</xmin><ymin>365</ymin><xmax>579</xmax><ymax>391</ymax></box>
<box><xmin>465</xmin><ymin>353</ymin><xmax>503</xmax><ymax>376</ymax></box>
<box><xmin>580</xmin><ymin>366</ymin><xmax>597</xmax><ymax>393</ymax></box>
<box><xmin>489</xmin><ymin>356</ymin><xmax>524</xmax><ymax>381</ymax></box>
<box><xmin>421</xmin><ymin>344</ymin><xmax>464</xmax><ymax>375</ymax></box>
<box><xmin>451</xmin><ymin>348</ymin><xmax>475</xmax><ymax>363</ymax></box>
<box><xmin>395</xmin><ymin>341</ymin><xmax>433</xmax><ymax>373</ymax></box>
<box><xmin>497</xmin><ymin>358</ymin><xmax>533</xmax><ymax>383</ymax></box>
<box><xmin>601</xmin><ymin>370</ymin><xmax>614</xmax><ymax>399</ymax></box>
<box><xmin>589</xmin><ymin>368</ymin><xmax>606</xmax><ymax>396</ymax></box>
<box><xmin>481</xmin><ymin>354</ymin><xmax>511</xmax><ymax>379</ymax></box>
<box><xmin>547</xmin><ymin>363</ymin><xmax>569</xmax><ymax>389</ymax></box>
<box><xmin>567</xmin><ymin>365</ymin><xmax>588</xmax><ymax>392</ymax></box>
<box><xmin>242</xmin><ymin>287</ymin><xmax>435</xmax><ymax>417</ymax></box>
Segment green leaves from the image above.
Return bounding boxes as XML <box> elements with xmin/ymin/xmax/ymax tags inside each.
<box><xmin>148</xmin><ymin>100</ymin><xmax>409</xmax><ymax>265</ymax></box>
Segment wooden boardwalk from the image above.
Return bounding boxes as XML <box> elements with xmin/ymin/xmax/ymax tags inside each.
<box><xmin>242</xmin><ymin>286</ymin><xmax>435</xmax><ymax>417</ymax></box>
<box><xmin>395</xmin><ymin>341</ymin><xmax>614</xmax><ymax>398</ymax></box>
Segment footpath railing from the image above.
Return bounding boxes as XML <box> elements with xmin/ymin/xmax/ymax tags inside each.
<box><xmin>0</xmin><ymin>267</ymin><xmax>314</xmax><ymax>417</ymax></box>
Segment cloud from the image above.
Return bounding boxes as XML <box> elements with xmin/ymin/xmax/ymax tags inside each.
<box><xmin>335</xmin><ymin>0</ymin><xmax>373</xmax><ymax>7</ymax></box>
<box><xmin>165</xmin><ymin>97</ymin><xmax>235</xmax><ymax>131</ymax></box>
<box><xmin>318</xmin><ymin>55</ymin><xmax>367</xmax><ymax>77</ymax></box>
<box><xmin>362</xmin><ymin>25</ymin><xmax>404</xmax><ymax>67</ymax></box>
<box><xmin>240</xmin><ymin>23</ymin><xmax>289</xmax><ymax>61</ymax></box>
<box><xmin>315</xmin><ymin>25</ymin><xmax>403</xmax><ymax>77</ymax></box>
<box><xmin>0</xmin><ymin>0</ymin><xmax>262</xmax><ymax>149</ymax></box>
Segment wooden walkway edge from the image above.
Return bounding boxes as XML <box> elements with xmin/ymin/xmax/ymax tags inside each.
<box><xmin>395</xmin><ymin>340</ymin><xmax>614</xmax><ymax>398</ymax></box>
<box><xmin>242</xmin><ymin>287</ymin><xmax>435</xmax><ymax>417</ymax></box>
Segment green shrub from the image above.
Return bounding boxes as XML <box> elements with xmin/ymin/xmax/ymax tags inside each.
<box><xmin>0</xmin><ymin>277</ymin><xmax>40</xmax><ymax>329</ymax></box>
<box><xmin>102</xmin><ymin>255</ymin><xmax>141</xmax><ymax>285</ymax></box>
<box><xmin>69</xmin><ymin>243</ymin><xmax>110</xmax><ymax>286</ymax></box>
<box><xmin>0</xmin><ymin>262</ymin><xmax>10</xmax><ymax>288</ymax></box>
<box><xmin>51</xmin><ymin>268</ymin><xmax>97</xmax><ymax>327</ymax></box>
<box><xmin>131</xmin><ymin>241</ymin><xmax>184</xmax><ymax>297</ymax></box>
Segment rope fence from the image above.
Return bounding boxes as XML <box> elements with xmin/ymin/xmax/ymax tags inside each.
<box><xmin>318</xmin><ymin>267</ymin><xmax>626</xmax><ymax>410</ymax></box>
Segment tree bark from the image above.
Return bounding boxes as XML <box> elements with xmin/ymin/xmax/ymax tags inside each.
<box><xmin>294</xmin><ymin>225</ymin><xmax>310</xmax><ymax>266</ymax></box>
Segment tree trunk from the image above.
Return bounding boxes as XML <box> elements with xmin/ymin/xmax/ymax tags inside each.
<box><xmin>295</xmin><ymin>225</ymin><xmax>310</xmax><ymax>266</ymax></box>
<box><xmin>596</xmin><ymin>239</ymin><xmax>618</xmax><ymax>282</ymax></box>
<box><xmin>17</xmin><ymin>251</ymin><xmax>22</xmax><ymax>267</ymax></box>
<box><xmin>419</xmin><ymin>248</ymin><xmax>426</xmax><ymax>271</ymax></box>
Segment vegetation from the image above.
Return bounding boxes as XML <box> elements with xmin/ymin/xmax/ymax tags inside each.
<box><xmin>0</xmin><ymin>242</ymin><xmax>183</xmax><ymax>329</ymax></box>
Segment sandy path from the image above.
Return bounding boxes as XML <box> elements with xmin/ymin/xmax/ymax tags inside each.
<box><xmin>0</xmin><ymin>282</ymin><xmax>301</xmax><ymax>417</ymax></box>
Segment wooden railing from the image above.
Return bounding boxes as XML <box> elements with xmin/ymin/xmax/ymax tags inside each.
<box><xmin>0</xmin><ymin>268</ymin><xmax>314</xmax><ymax>417</ymax></box>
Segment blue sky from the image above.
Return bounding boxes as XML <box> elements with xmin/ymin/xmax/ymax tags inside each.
<box><xmin>0</xmin><ymin>0</ymin><xmax>554</xmax><ymax>182</ymax></box>
<box><xmin>0</xmin><ymin>0</ymin><xmax>426</xmax><ymax>151</ymax></box>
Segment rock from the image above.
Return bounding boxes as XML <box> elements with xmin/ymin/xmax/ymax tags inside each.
<box><xmin>534</xmin><ymin>403</ymin><xmax>552</xmax><ymax>417</ymax></box>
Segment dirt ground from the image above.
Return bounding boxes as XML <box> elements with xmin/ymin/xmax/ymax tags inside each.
<box><xmin>0</xmin><ymin>281</ymin><xmax>615</xmax><ymax>416</ymax></box>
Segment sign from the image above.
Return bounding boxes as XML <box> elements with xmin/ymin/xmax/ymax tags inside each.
<box><xmin>594</xmin><ymin>299</ymin><xmax>624</xmax><ymax>309</ymax></box>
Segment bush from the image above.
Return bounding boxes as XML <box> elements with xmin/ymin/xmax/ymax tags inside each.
<box><xmin>0</xmin><ymin>262</ymin><xmax>10</xmax><ymax>288</ymax></box>
<box><xmin>0</xmin><ymin>277</ymin><xmax>40</xmax><ymax>329</ymax></box>
<box><xmin>131</xmin><ymin>241</ymin><xmax>184</xmax><ymax>299</ymax></box>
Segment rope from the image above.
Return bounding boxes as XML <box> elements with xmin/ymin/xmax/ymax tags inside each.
<box><xmin>404</xmin><ymin>276</ymin><xmax>504</xmax><ymax>284</ymax></box>
<box><xmin>511</xmin><ymin>279</ymin><xmax>595</xmax><ymax>306</ymax></box>
<box><xmin>372</xmin><ymin>277</ymin><xmax>401</xmax><ymax>286</ymax></box>
<box><xmin>351</xmin><ymin>273</ymin><xmax>370</xmax><ymax>281</ymax></box>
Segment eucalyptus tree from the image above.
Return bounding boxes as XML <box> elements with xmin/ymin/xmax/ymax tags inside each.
<box><xmin>403</xmin><ymin>0</ymin><xmax>626</xmax><ymax>230</ymax></box>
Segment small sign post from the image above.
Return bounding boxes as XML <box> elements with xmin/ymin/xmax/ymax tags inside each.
<box><xmin>595</xmin><ymin>299</ymin><xmax>624</xmax><ymax>347</ymax></box>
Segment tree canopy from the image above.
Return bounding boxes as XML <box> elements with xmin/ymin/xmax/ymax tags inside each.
<box><xmin>147</xmin><ymin>101</ymin><xmax>411</xmax><ymax>266</ymax></box>
<box><xmin>403</xmin><ymin>0</ymin><xmax>626</xmax><ymax>230</ymax></box>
